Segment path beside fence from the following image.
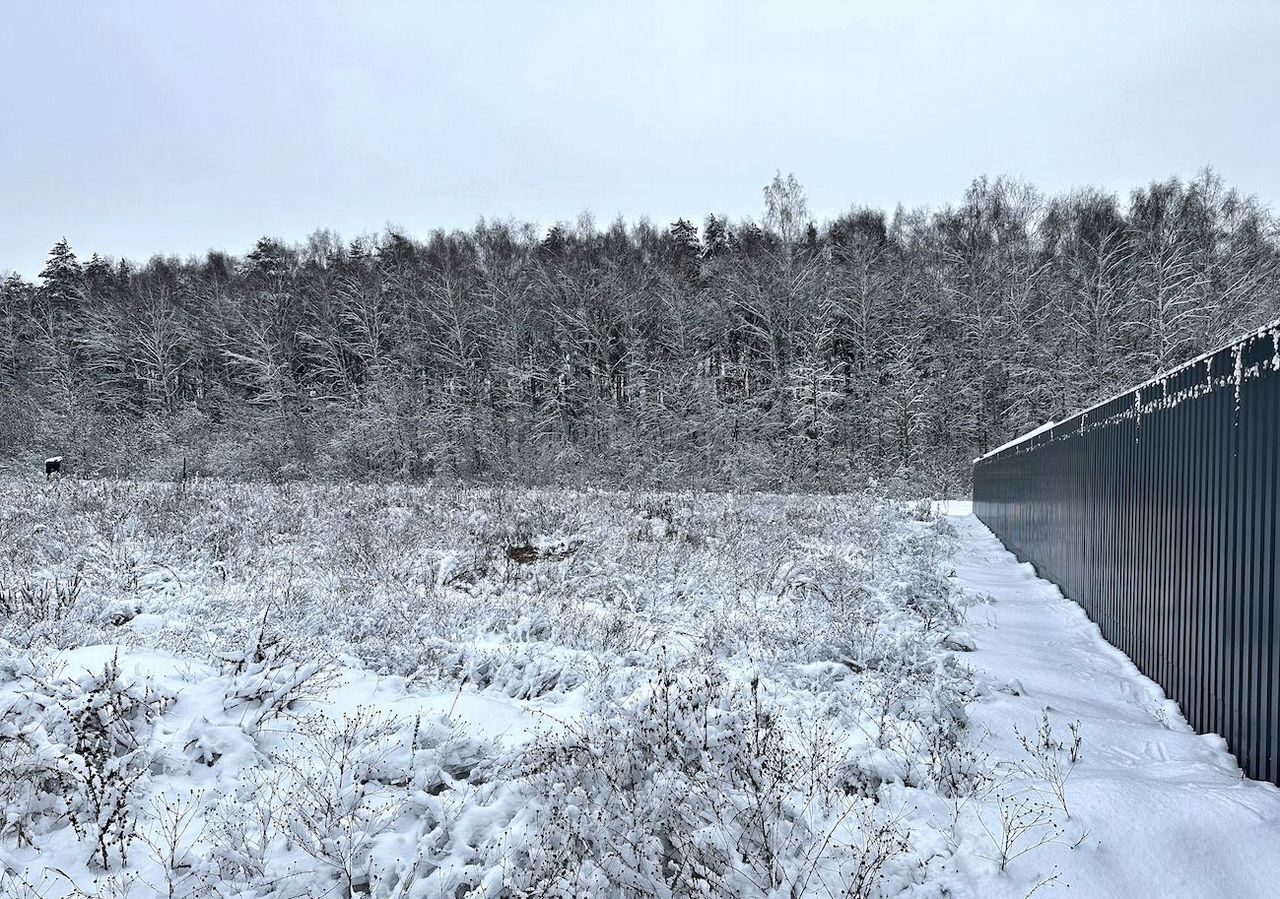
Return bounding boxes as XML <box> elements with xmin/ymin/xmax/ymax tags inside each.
<box><xmin>948</xmin><ymin>509</ymin><xmax>1280</xmax><ymax>898</ymax></box>
<box><xmin>974</xmin><ymin>320</ymin><xmax>1280</xmax><ymax>784</ymax></box>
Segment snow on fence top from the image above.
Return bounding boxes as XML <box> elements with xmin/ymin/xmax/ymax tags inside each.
<box><xmin>976</xmin><ymin>313</ymin><xmax>1280</xmax><ymax>463</ymax></box>
<box><xmin>973</xmin><ymin>419</ymin><xmax>1056</xmax><ymax>464</ymax></box>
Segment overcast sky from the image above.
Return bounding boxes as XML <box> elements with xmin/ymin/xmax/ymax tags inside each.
<box><xmin>2</xmin><ymin>1</ymin><xmax>1278</xmax><ymax>277</ymax></box>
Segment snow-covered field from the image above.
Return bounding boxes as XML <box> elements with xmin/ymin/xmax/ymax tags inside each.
<box><xmin>1</xmin><ymin>478</ymin><xmax>1277</xmax><ymax>897</ymax></box>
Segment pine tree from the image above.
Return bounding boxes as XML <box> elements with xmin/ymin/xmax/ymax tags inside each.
<box><xmin>85</xmin><ymin>253</ymin><xmax>117</xmax><ymax>301</ymax></box>
<box><xmin>0</xmin><ymin>273</ymin><xmax>34</xmax><ymax>377</ymax></box>
<box><xmin>244</xmin><ymin>236</ymin><xmax>290</xmax><ymax>287</ymax></box>
<box><xmin>702</xmin><ymin>215</ymin><xmax>729</xmax><ymax>259</ymax></box>
<box><xmin>37</xmin><ymin>238</ymin><xmax>85</xmax><ymax>312</ymax></box>
<box><xmin>668</xmin><ymin>218</ymin><xmax>701</xmax><ymax>269</ymax></box>
<box><xmin>539</xmin><ymin>225</ymin><xmax>567</xmax><ymax>261</ymax></box>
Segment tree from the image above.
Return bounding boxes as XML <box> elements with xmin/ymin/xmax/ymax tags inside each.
<box><xmin>1129</xmin><ymin>179</ymin><xmax>1202</xmax><ymax>372</ymax></box>
<box><xmin>763</xmin><ymin>171</ymin><xmax>809</xmax><ymax>246</ymax></box>
<box><xmin>1</xmin><ymin>173</ymin><xmax>1277</xmax><ymax>491</ymax></box>
<box><xmin>244</xmin><ymin>236</ymin><xmax>291</xmax><ymax>288</ymax></box>
<box><xmin>37</xmin><ymin>238</ymin><xmax>85</xmax><ymax>313</ymax></box>
<box><xmin>702</xmin><ymin>215</ymin><xmax>730</xmax><ymax>259</ymax></box>
<box><xmin>668</xmin><ymin>218</ymin><xmax>701</xmax><ymax>270</ymax></box>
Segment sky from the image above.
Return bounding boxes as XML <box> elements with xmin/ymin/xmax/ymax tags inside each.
<box><xmin>2</xmin><ymin>1</ymin><xmax>1279</xmax><ymax>278</ymax></box>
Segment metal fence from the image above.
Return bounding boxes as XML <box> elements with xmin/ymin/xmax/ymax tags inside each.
<box><xmin>973</xmin><ymin>320</ymin><xmax>1280</xmax><ymax>784</ymax></box>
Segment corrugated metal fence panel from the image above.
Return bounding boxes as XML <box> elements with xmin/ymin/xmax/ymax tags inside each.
<box><xmin>973</xmin><ymin>321</ymin><xmax>1280</xmax><ymax>784</ymax></box>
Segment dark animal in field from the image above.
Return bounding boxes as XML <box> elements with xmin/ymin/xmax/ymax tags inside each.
<box><xmin>45</xmin><ymin>457</ymin><xmax>62</xmax><ymax>480</ymax></box>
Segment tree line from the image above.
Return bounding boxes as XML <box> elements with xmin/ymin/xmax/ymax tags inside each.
<box><xmin>1</xmin><ymin>170</ymin><xmax>1276</xmax><ymax>492</ymax></box>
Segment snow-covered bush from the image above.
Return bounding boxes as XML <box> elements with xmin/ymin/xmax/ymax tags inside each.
<box><xmin>0</xmin><ymin>650</ymin><xmax>170</xmax><ymax>871</ymax></box>
<box><xmin>0</xmin><ymin>476</ymin><xmax>1006</xmax><ymax>897</ymax></box>
<box><xmin>497</xmin><ymin>656</ymin><xmax>917</xmax><ymax>897</ymax></box>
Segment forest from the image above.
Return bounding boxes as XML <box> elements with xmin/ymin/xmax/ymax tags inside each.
<box><xmin>1</xmin><ymin>170</ymin><xmax>1276</xmax><ymax>492</ymax></box>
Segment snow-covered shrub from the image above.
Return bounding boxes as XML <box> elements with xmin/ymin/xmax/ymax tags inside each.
<box><xmin>0</xmin><ymin>575</ymin><xmax>93</xmax><ymax>650</ymax></box>
<box><xmin>1011</xmin><ymin>711</ymin><xmax>1083</xmax><ymax>819</ymax></box>
<box><xmin>201</xmin><ymin>708</ymin><xmax>505</xmax><ymax>898</ymax></box>
<box><xmin>0</xmin><ymin>477</ymin><xmax>991</xmax><ymax>896</ymax></box>
<box><xmin>266</xmin><ymin>710</ymin><xmax>410</xmax><ymax>895</ymax></box>
<box><xmin>0</xmin><ymin>653</ymin><xmax>76</xmax><ymax>850</ymax></box>
<box><xmin>0</xmin><ymin>650</ymin><xmax>170</xmax><ymax>870</ymax></box>
<box><xmin>217</xmin><ymin>610</ymin><xmax>340</xmax><ymax>734</ymax></box>
<box><xmin>495</xmin><ymin>655</ymin><xmax>921</xmax><ymax>898</ymax></box>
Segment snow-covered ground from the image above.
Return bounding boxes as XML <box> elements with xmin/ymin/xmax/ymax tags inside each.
<box><xmin>947</xmin><ymin>510</ymin><xmax>1280</xmax><ymax>898</ymax></box>
<box><xmin>0</xmin><ymin>480</ymin><xmax>975</xmax><ymax>897</ymax></box>
<box><xmin>2</xmin><ymin>479</ymin><xmax>1277</xmax><ymax>897</ymax></box>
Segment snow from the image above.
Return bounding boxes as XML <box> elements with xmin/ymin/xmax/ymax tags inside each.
<box><xmin>975</xmin><ymin>420</ymin><xmax>1056</xmax><ymax>462</ymax></box>
<box><xmin>944</xmin><ymin>508</ymin><xmax>1280</xmax><ymax>898</ymax></box>
<box><xmin>2</xmin><ymin>480</ymin><xmax>981</xmax><ymax>896</ymax></box>
<box><xmin>3</xmin><ymin>477</ymin><xmax>1278</xmax><ymax>896</ymax></box>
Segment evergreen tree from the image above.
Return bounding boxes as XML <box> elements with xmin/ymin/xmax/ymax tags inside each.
<box><xmin>668</xmin><ymin>218</ymin><xmax>701</xmax><ymax>269</ymax></box>
<box><xmin>37</xmin><ymin>238</ymin><xmax>85</xmax><ymax>312</ymax></box>
<box><xmin>702</xmin><ymin>215</ymin><xmax>729</xmax><ymax>259</ymax></box>
<box><xmin>244</xmin><ymin>236</ymin><xmax>290</xmax><ymax>287</ymax></box>
<box><xmin>85</xmin><ymin>253</ymin><xmax>118</xmax><ymax>301</ymax></box>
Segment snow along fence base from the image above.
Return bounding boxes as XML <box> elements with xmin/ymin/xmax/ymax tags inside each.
<box><xmin>973</xmin><ymin>318</ymin><xmax>1280</xmax><ymax>785</ymax></box>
